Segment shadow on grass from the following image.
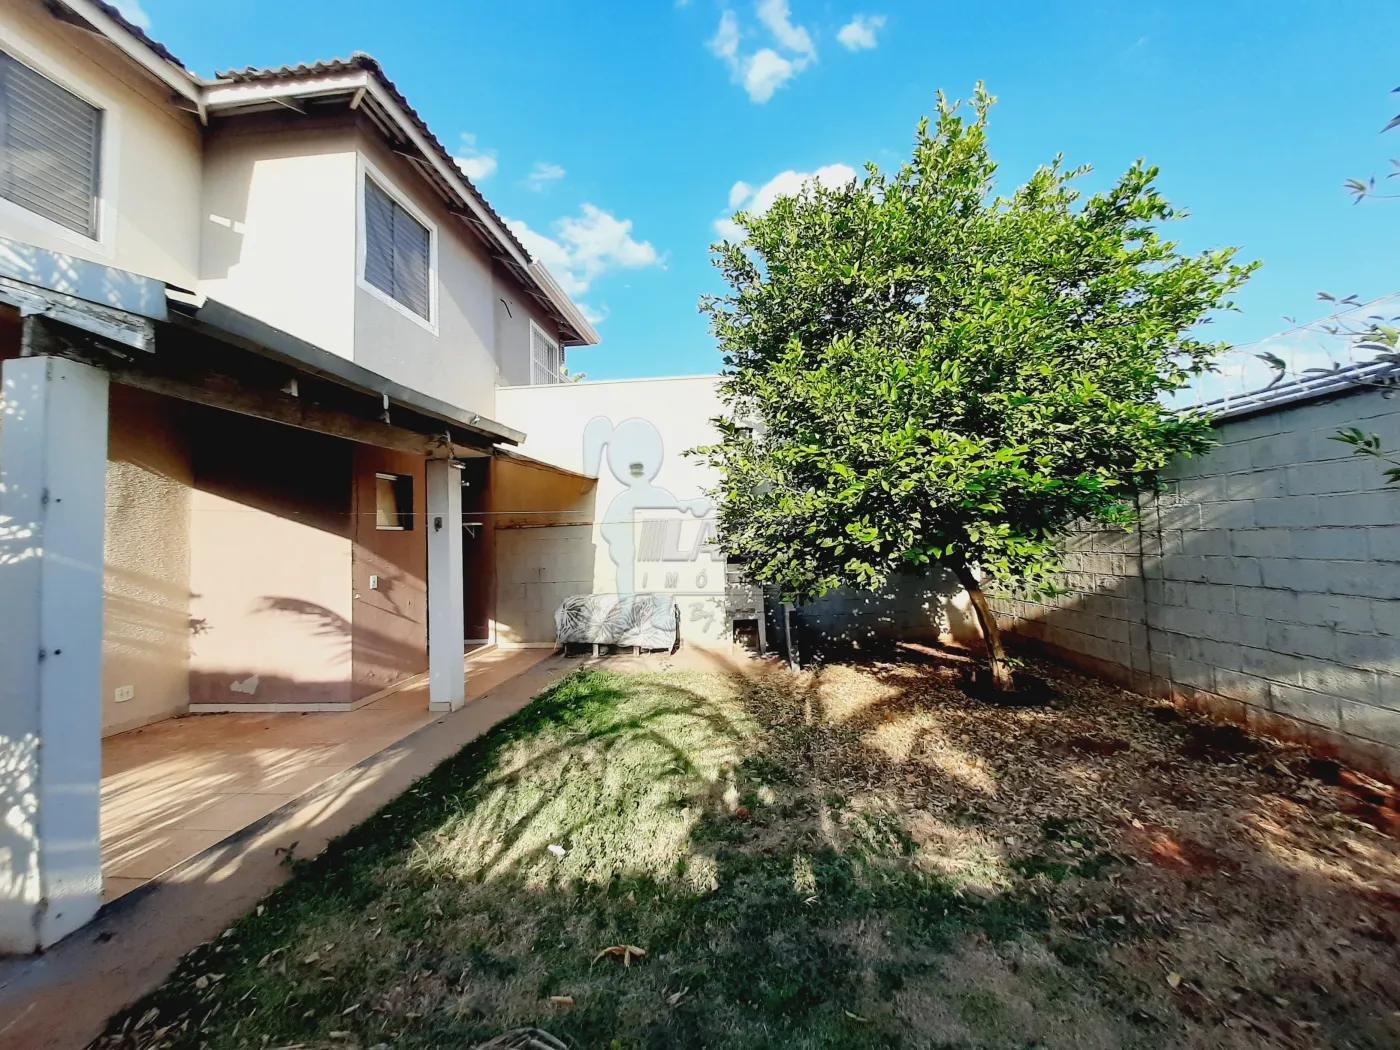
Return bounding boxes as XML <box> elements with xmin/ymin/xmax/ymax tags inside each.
<box><xmin>92</xmin><ymin>654</ymin><xmax>1400</xmax><ymax>1050</ymax></box>
<box><xmin>91</xmin><ymin>667</ymin><xmax>1063</xmax><ymax>1050</ymax></box>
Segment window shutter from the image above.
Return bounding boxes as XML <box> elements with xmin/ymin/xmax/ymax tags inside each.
<box><xmin>363</xmin><ymin>176</ymin><xmax>432</xmax><ymax>320</ymax></box>
<box><xmin>392</xmin><ymin>206</ymin><xmax>431</xmax><ymax>319</ymax></box>
<box><xmin>531</xmin><ymin>324</ymin><xmax>560</xmax><ymax>384</ymax></box>
<box><xmin>363</xmin><ymin>179</ymin><xmax>397</xmax><ymax>297</ymax></box>
<box><xmin>0</xmin><ymin>50</ymin><xmax>102</xmax><ymax>237</ymax></box>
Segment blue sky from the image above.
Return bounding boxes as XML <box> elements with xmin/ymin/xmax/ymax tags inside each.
<box><xmin>123</xmin><ymin>1</ymin><xmax>1400</xmax><ymax>385</ymax></box>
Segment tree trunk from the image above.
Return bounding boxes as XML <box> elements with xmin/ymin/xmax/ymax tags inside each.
<box><xmin>952</xmin><ymin>563</ymin><xmax>1015</xmax><ymax>693</ymax></box>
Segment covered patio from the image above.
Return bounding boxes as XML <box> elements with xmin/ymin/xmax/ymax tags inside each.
<box><xmin>0</xmin><ymin>244</ymin><xmax>529</xmax><ymax>950</ymax></box>
<box><xmin>99</xmin><ymin>647</ymin><xmax>549</xmax><ymax>903</ymax></box>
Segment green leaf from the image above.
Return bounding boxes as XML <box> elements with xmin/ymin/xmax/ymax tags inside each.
<box><xmin>696</xmin><ymin>87</ymin><xmax>1252</xmax><ymax>602</ymax></box>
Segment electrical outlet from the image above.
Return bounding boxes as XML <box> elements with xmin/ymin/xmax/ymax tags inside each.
<box><xmin>114</xmin><ymin>685</ymin><xmax>135</xmax><ymax>703</ymax></box>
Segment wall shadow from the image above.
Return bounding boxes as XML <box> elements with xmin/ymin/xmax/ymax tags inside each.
<box><xmin>990</xmin><ymin>486</ymin><xmax>1400</xmax><ymax>786</ymax></box>
<box><xmin>776</xmin><ymin>565</ymin><xmax>980</xmax><ymax>667</ymax></box>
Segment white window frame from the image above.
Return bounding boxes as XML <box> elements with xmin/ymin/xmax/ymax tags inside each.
<box><xmin>529</xmin><ymin>319</ymin><xmax>562</xmax><ymax>385</ymax></box>
<box><xmin>0</xmin><ymin>23</ymin><xmax>120</xmax><ymax>257</ymax></box>
<box><xmin>355</xmin><ymin>153</ymin><xmax>439</xmax><ymax>334</ymax></box>
<box><xmin>374</xmin><ymin>471</ymin><xmax>413</xmax><ymax>531</ymax></box>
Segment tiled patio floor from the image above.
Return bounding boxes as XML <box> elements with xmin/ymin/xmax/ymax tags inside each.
<box><xmin>99</xmin><ymin>647</ymin><xmax>551</xmax><ymax>902</ymax></box>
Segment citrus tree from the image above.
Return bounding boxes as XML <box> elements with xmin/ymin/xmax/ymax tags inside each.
<box><xmin>699</xmin><ymin>86</ymin><xmax>1256</xmax><ymax>689</ymax></box>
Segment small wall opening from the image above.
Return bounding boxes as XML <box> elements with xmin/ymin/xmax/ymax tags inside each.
<box><xmin>733</xmin><ymin>617</ymin><xmax>761</xmax><ymax>654</ymax></box>
<box><xmin>374</xmin><ymin>472</ymin><xmax>414</xmax><ymax>531</ymax></box>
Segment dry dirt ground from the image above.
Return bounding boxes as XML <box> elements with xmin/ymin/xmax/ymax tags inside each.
<box><xmin>93</xmin><ymin>646</ymin><xmax>1400</xmax><ymax>1050</ymax></box>
<box><xmin>785</xmin><ymin>644</ymin><xmax>1400</xmax><ymax>1048</ymax></box>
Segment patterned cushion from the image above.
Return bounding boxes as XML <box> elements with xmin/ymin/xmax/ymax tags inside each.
<box><xmin>554</xmin><ymin>594</ymin><xmax>679</xmax><ymax>649</ymax></box>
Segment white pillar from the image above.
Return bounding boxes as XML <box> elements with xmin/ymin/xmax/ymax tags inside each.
<box><xmin>426</xmin><ymin>458</ymin><xmax>465</xmax><ymax>712</ymax></box>
<box><xmin>0</xmin><ymin>356</ymin><xmax>109</xmax><ymax>952</ymax></box>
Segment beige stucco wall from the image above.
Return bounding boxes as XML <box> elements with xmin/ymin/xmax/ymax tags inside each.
<box><xmin>352</xmin><ymin>135</ymin><xmax>561</xmax><ymax>418</ymax></box>
<box><xmin>102</xmin><ymin>387</ymin><xmax>192</xmax><ymax>736</ymax></box>
<box><xmin>199</xmin><ymin>116</ymin><xmax>359</xmax><ymax>357</ymax></box>
<box><xmin>0</xmin><ymin>0</ymin><xmax>202</xmax><ymax>288</ymax></box>
<box><xmin>350</xmin><ymin>445</ymin><xmax>428</xmax><ymax>700</ymax></box>
<box><xmin>197</xmin><ymin>116</ymin><xmax>556</xmax><ymax>413</ymax></box>
<box><xmin>493</xmin><ymin>272</ymin><xmax>565</xmax><ymax>389</ymax></box>
<box><xmin>187</xmin><ymin>411</ymin><xmax>356</xmax><ymax>706</ymax></box>
<box><xmin>188</xmin><ymin>488</ymin><xmax>353</xmax><ymax>705</ymax></box>
<box><xmin>494</xmin><ymin>377</ymin><xmax>730</xmax><ymax>646</ymax></box>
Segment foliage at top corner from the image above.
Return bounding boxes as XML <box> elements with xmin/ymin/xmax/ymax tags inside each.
<box><xmin>697</xmin><ymin>84</ymin><xmax>1257</xmax><ymax>603</ymax></box>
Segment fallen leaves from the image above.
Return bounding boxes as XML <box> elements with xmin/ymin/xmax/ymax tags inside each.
<box><xmin>593</xmin><ymin>944</ymin><xmax>647</xmax><ymax>967</ymax></box>
<box><xmin>91</xmin><ymin>655</ymin><xmax>1400</xmax><ymax>1050</ymax></box>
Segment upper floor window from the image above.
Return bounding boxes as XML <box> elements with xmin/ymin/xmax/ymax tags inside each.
<box><xmin>530</xmin><ymin>321</ymin><xmax>562</xmax><ymax>384</ymax></box>
<box><xmin>363</xmin><ymin>174</ymin><xmax>432</xmax><ymax>321</ymax></box>
<box><xmin>0</xmin><ymin>49</ymin><xmax>103</xmax><ymax>238</ymax></box>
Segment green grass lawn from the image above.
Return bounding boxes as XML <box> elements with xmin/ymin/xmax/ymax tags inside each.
<box><xmin>95</xmin><ymin>660</ymin><xmax>1400</xmax><ymax>1050</ymax></box>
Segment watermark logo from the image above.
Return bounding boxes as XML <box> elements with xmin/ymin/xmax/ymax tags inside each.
<box><xmin>583</xmin><ymin>415</ymin><xmax>713</xmax><ymax>594</ymax></box>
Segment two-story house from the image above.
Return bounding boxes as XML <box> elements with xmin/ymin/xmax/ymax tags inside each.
<box><xmin>0</xmin><ymin>0</ymin><xmax>601</xmax><ymax>950</ymax></box>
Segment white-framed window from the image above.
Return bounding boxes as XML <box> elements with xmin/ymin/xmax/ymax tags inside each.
<box><xmin>374</xmin><ymin>472</ymin><xmax>414</xmax><ymax>531</ymax></box>
<box><xmin>0</xmin><ymin>46</ymin><xmax>105</xmax><ymax>241</ymax></box>
<box><xmin>530</xmin><ymin>320</ymin><xmax>562</xmax><ymax>384</ymax></box>
<box><xmin>356</xmin><ymin>156</ymin><xmax>438</xmax><ymax>332</ymax></box>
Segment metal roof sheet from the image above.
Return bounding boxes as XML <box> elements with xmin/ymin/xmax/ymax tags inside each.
<box><xmin>1197</xmin><ymin>359</ymin><xmax>1400</xmax><ymax>422</ymax></box>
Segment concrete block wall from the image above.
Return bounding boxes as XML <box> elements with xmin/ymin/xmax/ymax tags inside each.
<box><xmin>494</xmin><ymin>525</ymin><xmax>596</xmax><ymax>646</ymax></box>
<box><xmin>991</xmin><ymin>386</ymin><xmax>1400</xmax><ymax>780</ymax></box>
<box><xmin>790</xmin><ymin>567</ymin><xmax>982</xmax><ymax>650</ymax></box>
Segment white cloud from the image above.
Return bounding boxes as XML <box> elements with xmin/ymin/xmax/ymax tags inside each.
<box><xmin>714</xmin><ymin>217</ymin><xmax>745</xmax><ymax>242</ymax></box>
<box><xmin>715</xmin><ymin>163</ymin><xmax>857</xmax><ymax>238</ymax></box>
<box><xmin>735</xmin><ymin>163</ymin><xmax>858</xmax><ymax>216</ymax></box>
<box><xmin>708</xmin><ymin>10</ymin><xmax>742</xmax><ymax>64</ymax></box>
<box><xmin>836</xmin><ymin>13</ymin><xmax>885</xmax><ymax>51</ymax></box>
<box><xmin>453</xmin><ymin>133</ymin><xmax>498</xmax><ymax>182</ymax></box>
<box><xmin>506</xmin><ymin>204</ymin><xmax>660</xmax><ymax>299</ymax></box>
<box><xmin>579</xmin><ymin>302</ymin><xmax>610</xmax><ymax>326</ymax></box>
<box><xmin>707</xmin><ymin>4</ymin><xmax>817</xmax><ymax>103</ymax></box>
<box><xmin>526</xmin><ymin>161</ymin><xmax>567</xmax><ymax>190</ymax></box>
<box><xmin>111</xmin><ymin>0</ymin><xmax>151</xmax><ymax>29</ymax></box>
<box><xmin>756</xmin><ymin>0</ymin><xmax>815</xmax><ymax>57</ymax></box>
<box><xmin>742</xmin><ymin>49</ymin><xmax>798</xmax><ymax>104</ymax></box>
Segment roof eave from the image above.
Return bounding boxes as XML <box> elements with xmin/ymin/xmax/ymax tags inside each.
<box><xmin>53</xmin><ymin>0</ymin><xmax>200</xmax><ymax>102</ymax></box>
<box><xmin>529</xmin><ymin>261</ymin><xmax>600</xmax><ymax>346</ymax></box>
<box><xmin>202</xmin><ymin>68</ymin><xmax>597</xmax><ymax>347</ymax></box>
